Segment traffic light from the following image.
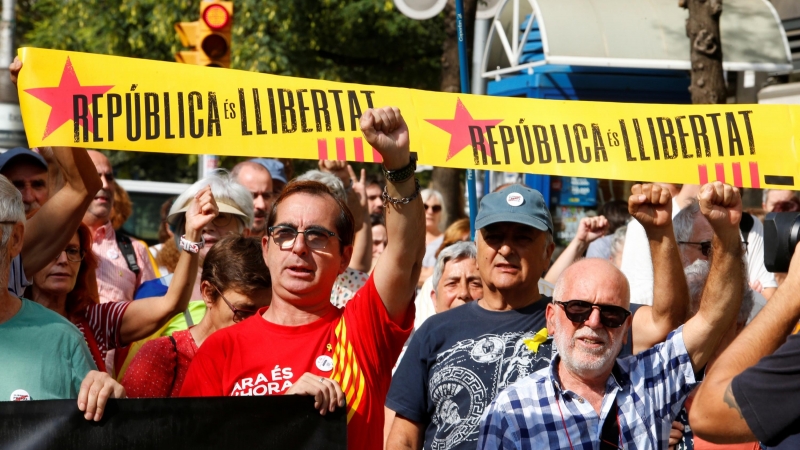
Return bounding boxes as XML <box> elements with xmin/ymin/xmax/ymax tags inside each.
<box><xmin>174</xmin><ymin>1</ymin><xmax>233</xmax><ymax>68</ymax></box>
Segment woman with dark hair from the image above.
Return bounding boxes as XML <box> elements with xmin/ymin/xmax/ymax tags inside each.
<box><xmin>28</xmin><ymin>187</ymin><xmax>218</xmax><ymax>373</ymax></box>
<box><xmin>122</xmin><ymin>235</ymin><xmax>272</xmax><ymax>398</ymax></box>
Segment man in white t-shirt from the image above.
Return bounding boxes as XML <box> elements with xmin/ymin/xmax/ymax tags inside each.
<box><xmin>620</xmin><ymin>184</ymin><xmax>698</xmax><ymax>305</ymax></box>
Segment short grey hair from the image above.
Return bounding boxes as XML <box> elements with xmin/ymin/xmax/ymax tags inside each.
<box><xmin>295</xmin><ymin>170</ymin><xmax>346</xmax><ymax>202</ymax></box>
<box><xmin>169</xmin><ymin>170</ymin><xmax>254</xmax><ymax>237</ymax></box>
<box><xmin>684</xmin><ymin>259</ymin><xmax>753</xmax><ymax>325</ymax></box>
<box><xmin>673</xmin><ymin>199</ymin><xmax>701</xmax><ymax>243</ymax></box>
<box><xmin>0</xmin><ymin>175</ymin><xmax>25</xmax><ymax>246</ymax></box>
<box><xmin>432</xmin><ymin>241</ymin><xmax>477</xmax><ymax>297</ymax></box>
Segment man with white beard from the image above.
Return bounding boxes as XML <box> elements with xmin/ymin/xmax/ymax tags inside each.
<box><xmin>478</xmin><ymin>182</ymin><xmax>746</xmax><ymax>449</ymax></box>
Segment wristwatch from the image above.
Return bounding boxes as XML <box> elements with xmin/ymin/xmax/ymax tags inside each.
<box><xmin>180</xmin><ymin>235</ymin><xmax>205</xmax><ymax>254</ymax></box>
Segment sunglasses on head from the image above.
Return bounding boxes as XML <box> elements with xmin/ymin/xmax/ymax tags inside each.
<box><xmin>424</xmin><ymin>204</ymin><xmax>442</xmax><ymax>213</ymax></box>
<box><xmin>555</xmin><ymin>300</ymin><xmax>631</xmax><ymax>328</ymax></box>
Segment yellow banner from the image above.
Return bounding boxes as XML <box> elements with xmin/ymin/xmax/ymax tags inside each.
<box><xmin>17</xmin><ymin>47</ymin><xmax>800</xmax><ymax>189</ymax></box>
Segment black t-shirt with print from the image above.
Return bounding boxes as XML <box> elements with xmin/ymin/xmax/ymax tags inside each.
<box><xmin>386</xmin><ymin>298</ymin><xmax>553</xmax><ymax>450</ymax></box>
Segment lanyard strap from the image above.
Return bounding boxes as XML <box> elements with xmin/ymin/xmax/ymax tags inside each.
<box><xmin>555</xmin><ymin>389</ymin><xmax>623</xmax><ymax>450</ymax></box>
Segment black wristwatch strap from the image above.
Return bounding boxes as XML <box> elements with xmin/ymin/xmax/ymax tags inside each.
<box><xmin>382</xmin><ymin>155</ymin><xmax>417</xmax><ymax>183</ymax></box>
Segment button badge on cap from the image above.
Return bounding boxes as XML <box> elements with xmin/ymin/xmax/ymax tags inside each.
<box><xmin>506</xmin><ymin>193</ymin><xmax>524</xmax><ymax>207</ymax></box>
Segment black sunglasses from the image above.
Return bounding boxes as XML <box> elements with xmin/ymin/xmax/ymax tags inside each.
<box><xmin>424</xmin><ymin>204</ymin><xmax>442</xmax><ymax>213</ymax></box>
<box><xmin>555</xmin><ymin>300</ymin><xmax>631</xmax><ymax>328</ymax></box>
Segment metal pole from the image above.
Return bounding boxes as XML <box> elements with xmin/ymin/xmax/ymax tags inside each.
<box><xmin>0</xmin><ymin>0</ymin><xmax>14</xmax><ymax>68</ymax></box>
<box><xmin>455</xmin><ymin>0</ymin><xmax>478</xmax><ymax>238</ymax></box>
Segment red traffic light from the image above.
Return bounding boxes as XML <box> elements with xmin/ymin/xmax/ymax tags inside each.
<box><xmin>202</xmin><ymin>3</ymin><xmax>230</xmax><ymax>30</ymax></box>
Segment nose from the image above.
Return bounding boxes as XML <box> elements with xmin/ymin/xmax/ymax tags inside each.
<box><xmin>583</xmin><ymin>308</ymin><xmax>604</xmax><ymax>329</ymax></box>
<box><xmin>455</xmin><ymin>280</ymin><xmax>471</xmax><ymax>300</ymax></box>
<box><xmin>290</xmin><ymin>231</ymin><xmax>310</xmax><ymax>255</ymax></box>
<box><xmin>253</xmin><ymin>194</ymin><xmax>266</xmax><ymax>212</ymax></box>
<box><xmin>55</xmin><ymin>250</ymin><xmax>70</xmax><ymax>264</ymax></box>
<box><xmin>99</xmin><ymin>174</ymin><xmax>110</xmax><ymax>190</ymax></box>
<box><xmin>19</xmin><ymin>186</ymin><xmax>34</xmax><ymax>203</ymax></box>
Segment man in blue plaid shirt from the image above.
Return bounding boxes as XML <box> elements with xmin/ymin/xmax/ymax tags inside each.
<box><xmin>478</xmin><ymin>182</ymin><xmax>746</xmax><ymax>450</ymax></box>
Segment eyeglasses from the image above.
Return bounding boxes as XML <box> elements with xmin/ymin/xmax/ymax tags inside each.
<box><xmin>678</xmin><ymin>240</ymin><xmax>749</xmax><ymax>257</ymax></box>
<box><xmin>424</xmin><ymin>204</ymin><xmax>442</xmax><ymax>213</ymax></box>
<box><xmin>211</xmin><ymin>213</ymin><xmax>236</xmax><ymax>228</ymax></box>
<box><xmin>268</xmin><ymin>225</ymin><xmax>341</xmax><ymax>250</ymax></box>
<box><xmin>554</xmin><ymin>300</ymin><xmax>631</xmax><ymax>328</ymax></box>
<box><xmin>678</xmin><ymin>240</ymin><xmax>712</xmax><ymax>257</ymax></box>
<box><xmin>58</xmin><ymin>247</ymin><xmax>85</xmax><ymax>263</ymax></box>
<box><xmin>212</xmin><ymin>284</ymin><xmax>257</xmax><ymax>323</ymax></box>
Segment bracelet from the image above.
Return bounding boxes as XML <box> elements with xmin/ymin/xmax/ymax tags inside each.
<box><xmin>180</xmin><ymin>235</ymin><xmax>205</xmax><ymax>254</ymax></box>
<box><xmin>382</xmin><ymin>155</ymin><xmax>417</xmax><ymax>183</ymax></box>
<box><xmin>382</xmin><ymin>178</ymin><xmax>421</xmax><ymax>207</ymax></box>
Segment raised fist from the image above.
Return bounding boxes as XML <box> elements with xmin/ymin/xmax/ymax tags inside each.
<box><xmin>629</xmin><ymin>183</ymin><xmax>673</xmax><ymax>231</ymax></box>
<box><xmin>697</xmin><ymin>181</ymin><xmax>742</xmax><ymax>239</ymax></box>
<box><xmin>575</xmin><ymin>216</ymin><xmax>609</xmax><ymax>244</ymax></box>
<box><xmin>360</xmin><ymin>107</ymin><xmax>410</xmax><ymax>170</ymax></box>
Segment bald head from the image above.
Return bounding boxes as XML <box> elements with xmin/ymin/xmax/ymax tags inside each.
<box><xmin>83</xmin><ymin>150</ymin><xmax>115</xmax><ymax>228</ymax></box>
<box><xmin>554</xmin><ymin>259</ymin><xmax>630</xmax><ymax>309</ymax></box>
<box><xmin>231</xmin><ymin>161</ymin><xmax>274</xmax><ymax>237</ymax></box>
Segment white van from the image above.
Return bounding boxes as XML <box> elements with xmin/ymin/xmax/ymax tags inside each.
<box><xmin>116</xmin><ymin>179</ymin><xmax>191</xmax><ymax>246</ymax></box>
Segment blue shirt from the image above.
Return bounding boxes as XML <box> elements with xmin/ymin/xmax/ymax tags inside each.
<box><xmin>478</xmin><ymin>326</ymin><xmax>697</xmax><ymax>450</ymax></box>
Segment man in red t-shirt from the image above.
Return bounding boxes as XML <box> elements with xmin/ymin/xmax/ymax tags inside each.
<box><xmin>181</xmin><ymin>106</ymin><xmax>424</xmax><ymax>450</ymax></box>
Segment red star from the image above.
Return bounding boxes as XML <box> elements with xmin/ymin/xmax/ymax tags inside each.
<box><xmin>425</xmin><ymin>98</ymin><xmax>504</xmax><ymax>161</ymax></box>
<box><xmin>24</xmin><ymin>57</ymin><xmax>114</xmax><ymax>140</ymax></box>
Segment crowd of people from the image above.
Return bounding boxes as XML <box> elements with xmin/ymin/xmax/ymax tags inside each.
<box><xmin>3</xmin><ymin>57</ymin><xmax>800</xmax><ymax>450</ymax></box>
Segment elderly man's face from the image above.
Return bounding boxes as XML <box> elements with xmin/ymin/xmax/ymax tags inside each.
<box><xmin>235</xmin><ymin>165</ymin><xmax>274</xmax><ymax>236</ymax></box>
<box><xmin>764</xmin><ymin>190</ymin><xmax>796</xmax><ymax>212</ymax></box>
<box><xmin>476</xmin><ymin>222</ymin><xmax>554</xmax><ymax>293</ymax></box>
<box><xmin>432</xmin><ymin>256</ymin><xmax>482</xmax><ymax>313</ymax></box>
<box><xmin>546</xmin><ymin>260</ymin><xmax>630</xmax><ymax>380</ymax></box>
<box><xmin>3</xmin><ymin>161</ymin><xmax>48</xmax><ymax>213</ymax></box>
<box><xmin>679</xmin><ymin>212</ymin><xmax>714</xmax><ymax>267</ymax></box>
<box><xmin>86</xmin><ymin>151</ymin><xmax>115</xmax><ymax>222</ymax></box>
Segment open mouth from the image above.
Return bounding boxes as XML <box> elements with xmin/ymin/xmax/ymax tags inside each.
<box><xmin>287</xmin><ymin>265</ymin><xmax>313</xmax><ymax>276</ymax></box>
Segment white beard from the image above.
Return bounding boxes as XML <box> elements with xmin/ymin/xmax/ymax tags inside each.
<box><xmin>554</xmin><ymin>325</ymin><xmax>623</xmax><ymax>378</ymax></box>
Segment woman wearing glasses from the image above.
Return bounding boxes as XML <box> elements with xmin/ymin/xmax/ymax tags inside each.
<box><xmin>417</xmin><ymin>188</ymin><xmax>445</xmax><ymax>287</ymax></box>
<box><xmin>122</xmin><ymin>235</ymin><xmax>271</xmax><ymax>398</ymax></box>
<box><xmin>27</xmin><ymin>187</ymin><xmax>218</xmax><ymax>373</ymax></box>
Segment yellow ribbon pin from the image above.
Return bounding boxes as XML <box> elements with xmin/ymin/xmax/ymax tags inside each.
<box><xmin>523</xmin><ymin>327</ymin><xmax>549</xmax><ymax>353</ymax></box>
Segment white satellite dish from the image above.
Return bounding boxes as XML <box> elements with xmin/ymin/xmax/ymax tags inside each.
<box><xmin>393</xmin><ymin>0</ymin><xmax>448</xmax><ymax>20</ymax></box>
<box><xmin>476</xmin><ymin>0</ymin><xmax>503</xmax><ymax>19</ymax></box>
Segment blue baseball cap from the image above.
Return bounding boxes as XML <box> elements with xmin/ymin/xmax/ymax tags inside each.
<box><xmin>475</xmin><ymin>184</ymin><xmax>553</xmax><ymax>233</ymax></box>
<box><xmin>0</xmin><ymin>147</ymin><xmax>47</xmax><ymax>173</ymax></box>
<box><xmin>250</xmin><ymin>158</ymin><xmax>287</xmax><ymax>185</ymax></box>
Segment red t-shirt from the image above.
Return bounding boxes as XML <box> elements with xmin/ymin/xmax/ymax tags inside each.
<box><xmin>180</xmin><ymin>276</ymin><xmax>413</xmax><ymax>450</ymax></box>
<box><xmin>122</xmin><ymin>329</ymin><xmax>198</xmax><ymax>398</ymax></box>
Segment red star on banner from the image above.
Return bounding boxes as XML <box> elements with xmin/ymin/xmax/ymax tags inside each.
<box><xmin>425</xmin><ymin>98</ymin><xmax>504</xmax><ymax>161</ymax></box>
<box><xmin>24</xmin><ymin>57</ymin><xmax>114</xmax><ymax>140</ymax></box>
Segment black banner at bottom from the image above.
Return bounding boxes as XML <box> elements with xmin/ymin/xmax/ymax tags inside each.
<box><xmin>0</xmin><ymin>396</ymin><xmax>346</xmax><ymax>450</ymax></box>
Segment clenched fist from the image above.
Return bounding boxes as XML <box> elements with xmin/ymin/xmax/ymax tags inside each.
<box><xmin>629</xmin><ymin>183</ymin><xmax>673</xmax><ymax>232</ymax></box>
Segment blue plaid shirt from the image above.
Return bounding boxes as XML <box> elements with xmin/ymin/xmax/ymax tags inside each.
<box><xmin>477</xmin><ymin>326</ymin><xmax>697</xmax><ymax>450</ymax></box>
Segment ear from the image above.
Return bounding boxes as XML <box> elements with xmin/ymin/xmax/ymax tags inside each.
<box><xmin>545</xmin><ymin>303</ymin><xmax>556</xmax><ymax>336</ymax></box>
<box><xmin>622</xmin><ymin>316</ymin><xmax>631</xmax><ymax>345</ymax></box>
<box><xmin>338</xmin><ymin>245</ymin><xmax>354</xmax><ymax>274</ymax></box>
<box><xmin>242</xmin><ymin>227</ymin><xmax>251</xmax><ymax>238</ymax></box>
<box><xmin>6</xmin><ymin>222</ymin><xmax>24</xmax><ymax>260</ymax></box>
<box><xmin>199</xmin><ymin>280</ymin><xmax>216</xmax><ymax>309</ymax></box>
<box><xmin>543</xmin><ymin>239</ymin><xmax>556</xmax><ymax>272</ymax></box>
